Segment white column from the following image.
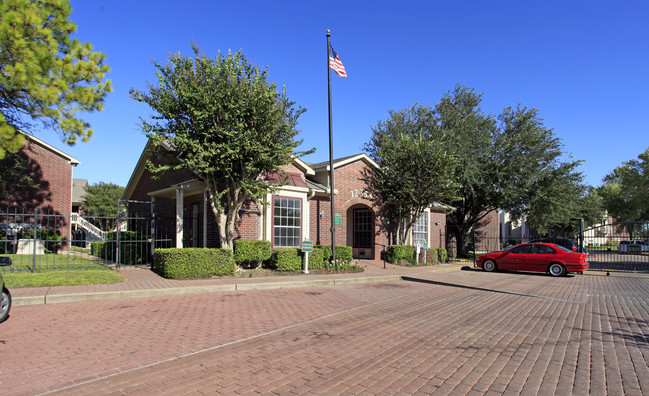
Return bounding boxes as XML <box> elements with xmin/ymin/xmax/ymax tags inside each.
<box><xmin>203</xmin><ymin>188</ymin><xmax>208</xmax><ymax>248</ymax></box>
<box><xmin>176</xmin><ymin>186</ymin><xmax>184</xmax><ymax>248</ymax></box>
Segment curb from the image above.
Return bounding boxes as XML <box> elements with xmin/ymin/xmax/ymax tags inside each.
<box><xmin>12</xmin><ymin>275</ymin><xmax>414</xmax><ymax>306</ymax></box>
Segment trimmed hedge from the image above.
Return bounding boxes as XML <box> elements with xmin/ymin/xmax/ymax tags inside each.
<box><xmin>152</xmin><ymin>248</ymin><xmax>236</xmax><ymax>278</ymax></box>
<box><xmin>233</xmin><ymin>240</ymin><xmax>272</xmax><ymax>268</ymax></box>
<box><xmin>90</xmin><ymin>231</ymin><xmax>151</xmax><ymax>264</ymax></box>
<box><xmin>307</xmin><ymin>248</ymin><xmax>325</xmax><ymax>270</ymax></box>
<box><xmin>434</xmin><ymin>248</ymin><xmax>448</xmax><ymax>263</ymax></box>
<box><xmin>315</xmin><ymin>245</ymin><xmax>353</xmax><ymax>262</ymax></box>
<box><xmin>269</xmin><ymin>248</ymin><xmax>302</xmax><ymax>271</ymax></box>
<box><xmin>386</xmin><ymin>245</ymin><xmax>415</xmax><ymax>265</ymax></box>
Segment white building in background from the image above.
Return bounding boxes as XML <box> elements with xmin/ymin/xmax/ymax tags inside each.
<box><xmin>499</xmin><ymin>211</ymin><xmax>530</xmax><ymax>246</ymax></box>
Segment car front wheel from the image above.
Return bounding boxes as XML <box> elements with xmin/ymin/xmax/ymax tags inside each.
<box><xmin>483</xmin><ymin>260</ymin><xmax>497</xmax><ymax>272</ymax></box>
<box><xmin>0</xmin><ymin>287</ymin><xmax>11</xmax><ymax>323</ymax></box>
<box><xmin>548</xmin><ymin>263</ymin><xmax>566</xmax><ymax>277</ymax></box>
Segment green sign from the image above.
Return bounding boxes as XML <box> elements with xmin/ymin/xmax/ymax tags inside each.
<box><xmin>302</xmin><ymin>240</ymin><xmax>313</xmax><ymax>252</ymax></box>
<box><xmin>334</xmin><ymin>215</ymin><xmax>342</xmax><ymax>225</ymax></box>
<box><xmin>423</xmin><ymin>243</ymin><xmax>429</xmax><ymax>250</ymax></box>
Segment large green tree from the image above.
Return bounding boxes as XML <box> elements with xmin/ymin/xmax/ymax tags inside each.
<box><xmin>363</xmin><ymin>104</ymin><xmax>457</xmax><ymax>244</ymax></box>
<box><xmin>80</xmin><ymin>182</ymin><xmax>125</xmax><ymax>230</ymax></box>
<box><xmin>0</xmin><ymin>0</ymin><xmax>112</xmax><ymax>158</ymax></box>
<box><xmin>425</xmin><ymin>85</ymin><xmax>593</xmax><ymax>256</ymax></box>
<box><xmin>130</xmin><ymin>46</ymin><xmax>311</xmax><ymax>250</ymax></box>
<box><xmin>599</xmin><ymin>147</ymin><xmax>649</xmax><ymax>238</ymax></box>
<box><xmin>81</xmin><ymin>182</ymin><xmax>125</xmax><ymax>216</ymax></box>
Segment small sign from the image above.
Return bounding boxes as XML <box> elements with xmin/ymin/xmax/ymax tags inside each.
<box><xmin>628</xmin><ymin>244</ymin><xmax>642</xmax><ymax>254</ymax></box>
<box><xmin>302</xmin><ymin>240</ymin><xmax>313</xmax><ymax>252</ymax></box>
<box><xmin>334</xmin><ymin>215</ymin><xmax>342</xmax><ymax>225</ymax></box>
<box><xmin>423</xmin><ymin>243</ymin><xmax>429</xmax><ymax>250</ymax></box>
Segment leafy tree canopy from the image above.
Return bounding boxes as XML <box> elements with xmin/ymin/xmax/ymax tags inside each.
<box><xmin>599</xmin><ymin>147</ymin><xmax>649</xmax><ymax>236</ymax></box>
<box><xmin>81</xmin><ymin>182</ymin><xmax>125</xmax><ymax>216</ymax></box>
<box><xmin>363</xmin><ymin>104</ymin><xmax>458</xmax><ymax>244</ymax></box>
<box><xmin>367</xmin><ymin>85</ymin><xmax>599</xmax><ymax>254</ymax></box>
<box><xmin>130</xmin><ymin>45</ymin><xmax>312</xmax><ymax>249</ymax></box>
<box><xmin>0</xmin><ymin>0</ymin><xmax>112</xmax><ymax>159</ymax></box>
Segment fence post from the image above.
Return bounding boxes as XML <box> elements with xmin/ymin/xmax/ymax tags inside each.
<box><xmin>472</xmin><ymin>227</ymin><xmax>476</xmax><ymax>267</ymax></box>
<box><xmin>32</xmin><ymin>208</ymin><xmax>38</xmax><ymax>273</ymax></box>
<box><xmin>116</xmin><ymin>201</ymin><xmax>121</xmax><ymax>270</ymax></box>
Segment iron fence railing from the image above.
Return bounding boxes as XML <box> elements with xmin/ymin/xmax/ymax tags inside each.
<box><xmin>1</xmin><ymin>207</ymin><xmax>172</xmax><ymax>272</ymax></box>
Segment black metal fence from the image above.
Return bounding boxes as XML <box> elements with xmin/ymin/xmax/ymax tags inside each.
<box><xmin>0</xmin><ymin>207</ymin><xmax>173</xmax><ymax>272</ymax></box>
<box><xmin>440</xmin><ymin>221</ymin><xmax>649</xmax><ymax>273</ymax></box>
<box><xmin>583</xmin><ymin>221</ymin><xmax>649</xmax><ymax>273</ymax></box>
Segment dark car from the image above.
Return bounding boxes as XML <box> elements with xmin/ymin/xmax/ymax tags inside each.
<box><xmin>476</xmin><ymin>243</ymin><xmax>589</xmax><ymax>277</ymax></box>
<box><xmin>530</xmin><ymin>237</ymin><xmax>587</xmax><ymax>253</ymax></box>
<box><xmin>1</xmin><ymin>256</ymin><xmax>12</xmax><ymax>323</ymax></box>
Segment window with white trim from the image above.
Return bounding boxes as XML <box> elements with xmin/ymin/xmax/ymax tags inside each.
<box><xmin>273</xmin><ymin>196</ymin><xmax>301</xmax><ymax>248</ymax></box>
<box><xmin>413</xmin><ymin>213</ymin><xmax>428</xmax><ymax>246</ymax></box>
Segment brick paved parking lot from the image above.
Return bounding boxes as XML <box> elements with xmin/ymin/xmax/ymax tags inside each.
<box><xmin>1</xmin><ymin>270</ymin><xmax>648</xmax><ymax>395</ymax></box>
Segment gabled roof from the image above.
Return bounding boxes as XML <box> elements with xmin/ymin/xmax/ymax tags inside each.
<box><xmin>20</xmin><ymin>130</ymin><xmax>80</xmax><ymax>165</ymax></box>
<box><xmin>307</xmin><ymin>153</ymin><xmax>378</xmax><ymax>172</ymax></box>
<box><xmin>123</xmin><ymin>140</ymin><xmax>318</xmax><ymax>200</ymax></box>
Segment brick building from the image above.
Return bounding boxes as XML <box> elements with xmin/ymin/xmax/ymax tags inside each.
<box><xmin>0</xmin><ymin>132</ymin><xmax>79</xmax><ymax>247</ymax></box>
<box><xmin>123</xmin><ymin>142</ymin><xmax>450</xmax><ymax>260</ymax></box>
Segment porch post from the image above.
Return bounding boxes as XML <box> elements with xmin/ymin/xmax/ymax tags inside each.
<box><xmin>203</xmin><ymin>187</ymin><xmax>208</xmax><ymax>247</ymax></box>
<box><xmin>176</xmin><ymin>186</ymin><xmax>184</xmax><ymax>248</ymax></box>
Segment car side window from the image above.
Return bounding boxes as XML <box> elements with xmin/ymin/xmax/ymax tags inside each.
<box><xmin>510</xmin><ymin>245</ymin><xmax>532</xmax><ymax>254</ymax></box>
<box><xmin>532</xmin><ymin>245</ymin><xmax>555</xmax><ymax>254</ymax></box>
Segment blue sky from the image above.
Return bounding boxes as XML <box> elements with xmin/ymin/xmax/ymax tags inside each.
<box><xmin>40</xmin><ymin>0</ymin><xmax>648</xmax><ymax>188</ymax></box>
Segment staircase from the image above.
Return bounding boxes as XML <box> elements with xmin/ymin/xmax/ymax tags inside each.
<box><xmin>71</xmin><ymin>213</ymin><xmax>107</xmax><ymax>242</ymax></box>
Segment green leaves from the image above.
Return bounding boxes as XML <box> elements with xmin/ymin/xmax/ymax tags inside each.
<box><xmin>131</xmin><ymin>45</ymin><xmax>311</xmax><ymax>249</ymax></box>
<box><xmin>600</xmin><ymin>147</ymin><xmax>649</xmax><ymax>225</ymax></box>
<box><xmin>363</xmin><ymin>103</ymin><xmax>458</xmax><ymax>244</ymax></box>
<box><xmin>0</xmin><ymin>0</ymin><xmax>112</xmax><ymax>157</ymax></box>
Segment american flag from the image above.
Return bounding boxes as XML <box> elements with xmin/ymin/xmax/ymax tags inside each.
<box><xmin>329</xmin><ymin>43</ymin><xmax>347</xmax><ymax>78</ymax></box>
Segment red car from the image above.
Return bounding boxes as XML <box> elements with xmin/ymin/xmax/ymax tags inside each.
<box><xmin>476</xmin><ymin>243</ymin><xmax>589</xmax><ymax>277</ymax></box>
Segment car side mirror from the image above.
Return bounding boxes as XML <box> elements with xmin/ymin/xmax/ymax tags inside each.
<box><xmin>0</xmin><ymin>257</ymin><xmax>12</xmax><ymax>266</ymax></box>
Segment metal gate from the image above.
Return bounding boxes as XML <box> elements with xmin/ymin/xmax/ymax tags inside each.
<box><xmin>0</xmin><ymin>205</ymin><xmax>173</xmax><ymax>272</ymax></box>
<box><xmin>584</xmin><ymin>221</ymin><xmax>649</xmax><ymax>272</ymax></box>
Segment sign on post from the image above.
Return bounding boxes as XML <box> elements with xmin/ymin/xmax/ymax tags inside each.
<box><xmin>302</xmin><ymin>240</ymin><xmax>313</xmax><ymax>252</ymax></box>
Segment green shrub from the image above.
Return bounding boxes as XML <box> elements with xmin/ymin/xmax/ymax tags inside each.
<box><xmin>234</xmin><ymin>240</ymin><xmax>272</xmax><ymax>268</ymax></box>
<box><xmin>20</xmin><ymin>228</ymin><xmax>62</xmax><ymax>252</ymax></box>
<box><xmin>315</xmin><ymin>245</ymin><xmax>353</xmax><ymax>262</ymax></box>
<box><xmin>152</xmin><ymin>248</ymin><xmax>236</xmax><ymax>278</ymax></box>
<box><xmin>434</xmin><ymin>248</ymin><xmax>448</xmax><ymax>263</ymax></box>
<box><xmin>91</xmin><ymin>231</ymin><xmax>149</xmax><ymax>265</ymax></box>
<box><xmin>386</xmin><ymin>245</ymin><xmax>415</xmax><ymax>265</ymax></box>
<box><xmin>269</xmin><ymin>248</ymin><xmax>302</xmax><ymax>271</ymax></box>
<box><xmin>307</xmin><ymin>248</ymin><xmax>324</xmax><ymax>270</ymax></box>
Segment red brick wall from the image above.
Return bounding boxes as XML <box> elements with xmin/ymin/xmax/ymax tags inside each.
<box><xmin>1</xmin><ymin>138</ymin><xmax>74</xmax><ymax>247</ymax></box>
<box><xmin>308</xmin><ymin>159</ymin><xmax>388</xmax><ymax>260</ymax></box>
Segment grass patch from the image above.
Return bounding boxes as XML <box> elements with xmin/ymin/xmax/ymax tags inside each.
<box><xmin>1</xmin><ymin>254</ymin><xmax>106</xmax><ymax>271</ymax></box>
<box><xmin>3</xmin><ymin>269</ymin><xmax>125</xmax><ymax>288</ymax></box>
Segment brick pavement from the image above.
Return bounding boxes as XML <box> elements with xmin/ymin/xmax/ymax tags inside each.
<box><xmin>2</xmin><ymin>270</ymin><xmax>649</xmax><ymax>395</ymax></box>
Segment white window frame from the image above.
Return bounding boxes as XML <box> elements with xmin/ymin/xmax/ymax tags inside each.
<box><xmin>413</xmin><ymin>212</ymin><xmax>428</xmax><ymax>246</ymax></box>
<box><xmin>272</xmin><ymin>196</ymin><xmax>302</xmax><ymax>248</ymax></box>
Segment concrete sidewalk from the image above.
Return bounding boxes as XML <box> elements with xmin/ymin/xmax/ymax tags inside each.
<box><xmin>11</xmin><ymin>259</ymin><xmax>466</xmax><ymax>306</ymax></box>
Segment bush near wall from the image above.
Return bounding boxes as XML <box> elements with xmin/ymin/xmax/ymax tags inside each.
<box><xmin>307</xmin><ymin>248</ymin><xmax>324</xmax><ymax>270</ymax></box>
<box><xmin>315</xmin><ymin>245</ymin><xmax>353</xmax><ymax>262</ymax></box>
<box><xmin>90</xmin><ymin>231</ymin><xmax>151</xmax><ymax>264</ymax></box>
<box><xmin>269</xmin><ymin>248</ymin><xmax>302</xmax><ymax>271</ymax></box>
<box><xmin>152</xmin><ymin>248</ymin><xmax>236</xmax><ymax>278</ymax></box>
<box><xmin>434</xmin><ymin>248</ymin><xmax>448</xmax><ymax>263</ymax></box>
<box><xmin>385</xmin><ymin>245</ymin><xmax>416</xmax><ymax>265</ymax></box>
<box><xmin>233</xmin><ymin>240</ymin><xmax>272</xmax><ymax>268</ymax></box>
